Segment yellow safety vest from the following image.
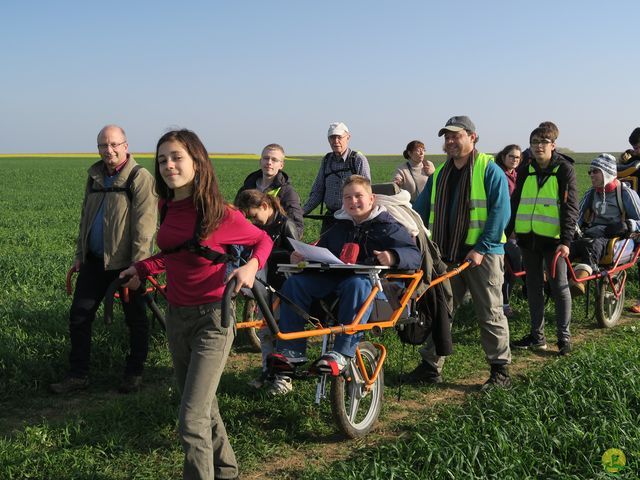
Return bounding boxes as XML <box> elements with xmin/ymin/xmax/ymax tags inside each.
<box><xmin>428</xmin><ymin>153</ymin><xmax>506</xmax><ymax>245</ymax></box>
<box><xmin>514</xmin><ymin>164</ymin><xmax>561</xmax><ymax>238</ymax></box>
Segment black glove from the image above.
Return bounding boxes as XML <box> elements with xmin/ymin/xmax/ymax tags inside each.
<box><xmin>604</xmin><ymin>221</ymin><xmax>629</xmax><ymax>237</ymax></box>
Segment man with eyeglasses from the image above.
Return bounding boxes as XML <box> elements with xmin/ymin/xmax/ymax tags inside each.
<box><xmin>409</xmin><ymin>116</ymin><xmax>512</xmax><ymax>390</ymax></box>
<box><xmin>508</xmin><ymin>124</ymin><xmax>578</xmax><ymax>356</ymax></box>
<box><xmin>303</xmin><ymin>122</ymin><xmax>370</xmax><ymax>233</ymax></box>
<box><xmin>50</xmin><ymin>125</ymin><xmax>157</xmax><ymax>395</ymax></box>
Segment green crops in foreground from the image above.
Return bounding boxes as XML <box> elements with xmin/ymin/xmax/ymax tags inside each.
<box><xmin>302</xmin><ymin>328</ymin><xmax>640</xmax><ymax>480</ymax></box>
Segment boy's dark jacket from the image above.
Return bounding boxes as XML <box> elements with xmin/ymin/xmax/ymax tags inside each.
<box><xmin>261</xmin><ymin>210</ymin><xmax>299</xmax><ymax>288</ymax></box>
<box><xmin>507</xmin><ymin>151</ymin><xmax>579</xmax><ymax>250</ymax></box>
<box><xmin>237</xmin><ymin>170</ymin><xmax>304</xmax><ymax>237</ymax></box>
<box><xmin>319</xmin><ymin>207</ymin><xmax>421</xmax><ymax>270</ymax></box>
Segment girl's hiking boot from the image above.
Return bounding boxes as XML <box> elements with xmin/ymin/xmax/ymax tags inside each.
<box><xmin>511</xmin><ymin>334</ymin><xmax>547</xmax><ymax>350</ymax></box>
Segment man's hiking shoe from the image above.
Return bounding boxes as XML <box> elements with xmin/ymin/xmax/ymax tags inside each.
<box><xmin>401</xmin><ymin>361</ymin><xmax>443</xmax><ymax>384</ymax></box>
<box><xmin>511</xmin><ymin>334</ymin><xmax>547</xmax><ymax>350</ymax></box>
<box><xmin>558</xmin><ymin>339</ymin><xmax>572</xmax><ymax>356</ymax></box>
<box><xmin>266</xmin><ymin>374</ymin><xmax>292</xmax><ymax>396</ymax></box>
<box><xmin>310</xmin><ymin>351</ymin><xmax>348</xmax><ymax>377</ymax></box>
<box><xmin>118</xmin><ymin>375</ymin><xmax>142</xmax><ymax>394</ymax></box>
<box><xmin>49</xmin><ymin>375</ymin><xmax>89</xmax><ymax>394</ymax></box>
<box><xmin>480</xmin><ymin>365</ymin><xmax>511</xmax><ymax>391</ymax></box>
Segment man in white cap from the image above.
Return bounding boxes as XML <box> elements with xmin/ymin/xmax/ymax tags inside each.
<box><xmin>303</xmin><ymin>122</ymin><xmax>370</xmax><ymax>232</ymax></box>
<box><xmin>410</xmin><ymin>115</ymin><xmax>512</xmax><ymax>390</ymax></box>
<box><xmin>569</xmin><ymin>153</ymin><xmax>640</xmax><ymax>295</ymax></box>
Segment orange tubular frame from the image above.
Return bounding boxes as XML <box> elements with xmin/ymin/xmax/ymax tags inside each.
<box><xmin>237</xmin><ymin>263</ymin><xmax>467</xmax><ymax>387</ymax></box>
<box><xmin>551</xmin><ymin>240</ymin><xmax>640</xmax><ymax>300</ymax></box>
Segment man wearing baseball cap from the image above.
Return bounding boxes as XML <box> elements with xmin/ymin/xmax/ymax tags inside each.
<box><xmin>410</xmin><ymin>115</ymin><xmax>512</xmax><ymax>390</ymax></box>
<box><xmin>303</xmin><ymin>122</ymin><xmax>370</xmax><ymax>233</ymax></box>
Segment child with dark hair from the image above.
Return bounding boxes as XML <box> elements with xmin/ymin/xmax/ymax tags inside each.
<box><xmin>235</xmin><ymin>189</ymin><xmax>301</xmax><ymax>388</ymax></box>
<box><xmin>235</xmin><ymin>189</ymin><xmax>299</xmax><ymax>288</ymax></box>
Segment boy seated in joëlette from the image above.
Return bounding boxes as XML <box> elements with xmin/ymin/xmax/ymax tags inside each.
<box><xmin>569</xmin><ymin>153</ymin><xmax>640</xmax><ymax>296</ymax></box>
<box><xmin>267</xmin><ymin>175</ymin><xmax>421</xmax><ymax>396</ymax></box>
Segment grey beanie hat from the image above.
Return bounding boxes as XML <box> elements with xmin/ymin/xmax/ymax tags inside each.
<box><xmin>591</xmin><ymin>153</ymin><xmax>617</xmax><ymax>186</ymax></box>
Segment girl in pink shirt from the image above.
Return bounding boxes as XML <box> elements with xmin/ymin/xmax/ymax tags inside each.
<box><xmin>122</xmin><ymin>129</ymin><xmax>272</xmax><ymax>480</ymax></box>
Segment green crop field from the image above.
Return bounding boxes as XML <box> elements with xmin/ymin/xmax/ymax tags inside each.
<box><xmin>0</xmin><ymin>153</ymin><xmax>638</xmax><ymax>479</ymax></box>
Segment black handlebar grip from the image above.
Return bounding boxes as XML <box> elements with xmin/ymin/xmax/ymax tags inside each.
<box><xmin>103</xmin><ymin>275</ymin><xmax>132</xmax><ymax>325</ymax></box>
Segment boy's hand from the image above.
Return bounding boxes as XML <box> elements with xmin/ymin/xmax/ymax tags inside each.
<box><xmin>556</xmin><ymin>244</ymin><xmax>570</xmax><ymax>258</ymax></box>
<box><xmin>290</xmin><ymin>251</ymin><xmax>304</xmax><ymax>263</ymax></box>
<box><xmin>373</xmin><ymin>250</ymin><xmax>396</xmax><ymax>267</ymax></box>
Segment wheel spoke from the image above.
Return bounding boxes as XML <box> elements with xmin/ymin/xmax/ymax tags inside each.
<box><xmin>348</xmin><ymin>392</ymin><xmax>361</xmax><ymax>421</ymax></box>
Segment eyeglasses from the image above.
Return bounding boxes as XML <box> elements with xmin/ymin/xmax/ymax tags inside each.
<box><xmin>588</xmin><ymin>169</ymin><xmax>601</xmax><ymax>175</ymax></box>
<box><xmin>530</xmin><ymin>139</ymin><xmax>553</xmax><ymax>146</ymax></box>
<box><xmin>97</xmin><ymin>141</ymin><xmax>126</xmax><ymax>151</ymax></box>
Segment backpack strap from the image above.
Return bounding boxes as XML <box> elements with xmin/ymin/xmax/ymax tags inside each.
<box><xmin>616</xmin><ymin>182</ymin><xmax>627</xmax><ymax>221</ymax></box>
<box><xmin>88</xmin><ymin>164</ymin><xmax>142</xmax><ymax>203</ymax></box>
<box><xmin>159</xmin><ymin>202</ymin><xmax>235</xmax><ymax>265</ymax></box>
<box><xmin>318</xmin><ymin>150</ymin><xmax>360</xmax><ymax>214</ymax></box>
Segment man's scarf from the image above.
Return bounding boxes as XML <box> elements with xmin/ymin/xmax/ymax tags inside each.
<box><xmin>432</xmin><ymin>151</ymin><xmax>474</xmax><ymax>261</ymax></box>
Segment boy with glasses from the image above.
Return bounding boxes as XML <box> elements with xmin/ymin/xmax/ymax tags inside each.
<box><xmin>508</xmin><ymin>125</ymin><xmax>578</xmax><ymax>355</ymax></box>
<box><xmin>236</xmin><ymin>143</ymin><xmax>304</xmax><ymax>237</ymax></box>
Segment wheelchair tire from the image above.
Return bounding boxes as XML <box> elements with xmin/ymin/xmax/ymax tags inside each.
<box><xmin>595</xmin><ymin>271</ymin><xmax>625</xmax><ymax>328</ymax></box>
<box><xmin>241</xmin><ymin>298</ymin><xmax>262</xmax><ymax>352</ymax></box>
<box><xmin>330</xmin><ymin>341</ymin><xmax>384</xmax><ymax>438</ymax></box>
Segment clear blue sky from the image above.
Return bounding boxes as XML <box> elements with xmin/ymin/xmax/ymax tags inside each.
<box><xmin>1</xmin><ymin>0</ymin><xmax>637</xmax><ymax>155</ymax></box>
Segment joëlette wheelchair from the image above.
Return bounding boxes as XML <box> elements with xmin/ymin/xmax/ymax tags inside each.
<box><xmin>551</xmin><ymin>236</ymin><xmax>640</xmax><ymax>328</ymax></box>
<box><xmin>223</xmin><ymin>260</ymin><xmax>467</xmax><ymax>438</ymax></box>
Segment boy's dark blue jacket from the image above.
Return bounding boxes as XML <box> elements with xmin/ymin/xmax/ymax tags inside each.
<box><xmin>318</xmin><ymin>207</ymin><xmax>421</xmax><ymax>270</ymax></box>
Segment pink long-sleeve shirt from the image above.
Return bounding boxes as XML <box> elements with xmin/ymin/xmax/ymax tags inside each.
<box><xmin>136</xmin><ymin>197</ymin><xmax>272</xmax><ymax>306</ymax></box>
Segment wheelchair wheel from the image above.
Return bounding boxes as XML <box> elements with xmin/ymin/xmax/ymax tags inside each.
<box><xmin>241</xmin><ymin>297</ymin><xmax>262</xmax><ymax>352</ymax></box>
<box><xmin>595</xmin><ymin>271</ymin><xmax>626</xmax><ymax>328</ymax></box>
<box><xmin>330</xmin><ymin>341</ymin><xmax>384</xmax><ymax>438</ymax></box>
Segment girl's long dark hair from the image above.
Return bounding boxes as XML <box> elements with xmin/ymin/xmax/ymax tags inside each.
<box><xmin>154</xmin><ymin>129</ymin><xmax>227</xmax><ymax>239</ymax></box>
<box><xmin>235</xmin><ymin>189</ymin><xmax>285</xmax><ymax>217</ymax></box>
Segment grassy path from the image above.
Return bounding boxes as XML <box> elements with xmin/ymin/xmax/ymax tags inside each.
<box><xmin>237</xmin><ymin>314</ymin><xmax>639</xmax><ymax>479</ymax></box>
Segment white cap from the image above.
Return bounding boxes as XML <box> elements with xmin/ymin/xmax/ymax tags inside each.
<box><xmin>328</xmin><ymin>122</ymin><xmax>349</xmax><ymax>137</ymax></box>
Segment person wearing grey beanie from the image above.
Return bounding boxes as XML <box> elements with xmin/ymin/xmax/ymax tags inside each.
<box><xmin>570</xmin><ymin>153</ymin><xmax>640</xmax><ymax>297</ymax></box>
